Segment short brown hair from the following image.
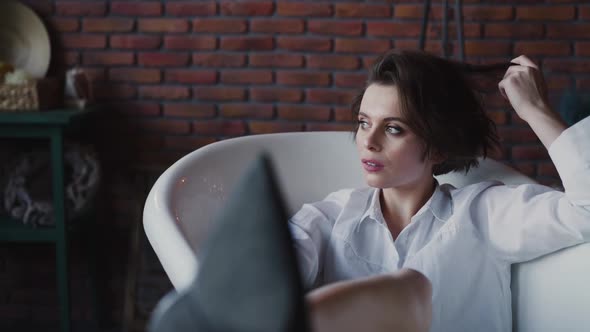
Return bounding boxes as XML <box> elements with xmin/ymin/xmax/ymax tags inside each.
<box><xmin>352</xmin><ymin>49</ymin><xmax>500</xmax><ymax>176</ymax></box>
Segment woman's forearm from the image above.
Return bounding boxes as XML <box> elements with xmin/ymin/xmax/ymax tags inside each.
<box><xmin>522</xmin><ymin>105</ymin><xmax>568</xmax><ymax>150</ymax></box>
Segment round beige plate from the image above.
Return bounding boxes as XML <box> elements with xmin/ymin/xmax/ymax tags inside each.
<box><xmin>0</xmin><ymin>1</ymin><xmax>51</xmax><ymax>79</ymax></box>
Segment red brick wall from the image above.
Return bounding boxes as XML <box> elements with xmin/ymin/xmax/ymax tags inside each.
<box><xmin>1</xmin><ymin>0</ymin><xmax>589</xmax><ymax>330</ymax></box>
<box><xmin>32</xmin><ymin>0</ymin><xmax>589</xmax><ymax>184</ymax></box>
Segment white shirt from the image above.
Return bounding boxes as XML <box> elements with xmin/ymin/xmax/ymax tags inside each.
<box><xmin>288</xmin><ymin>116</ymin><xmax>590</xmax><ymax>332</ymax></box>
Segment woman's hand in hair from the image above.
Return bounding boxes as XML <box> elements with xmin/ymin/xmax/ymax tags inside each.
<box><xmin>498</xmin><ymin>55</ymin><xmax>566</xmax><ymax>149</ymax></box>
<box><xmin>498</xmin><ymin>55</ymin><xmax>551</xmax><ymax>121</ymax></box>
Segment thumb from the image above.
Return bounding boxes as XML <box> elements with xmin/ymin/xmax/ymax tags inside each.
<box><xmin>498</xmin><ymin>80</ymin><xmax>508</xmax><ymax>100</ymax></box>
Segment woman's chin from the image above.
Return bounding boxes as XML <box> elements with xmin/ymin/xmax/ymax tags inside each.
<box><xmin>364</xmin><ymin>175</ymin><xmax>390</xmax><ymax>189</ymax></box>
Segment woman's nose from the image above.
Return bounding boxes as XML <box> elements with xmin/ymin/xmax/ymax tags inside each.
<box><xmin>364</xmin><ymin>130</ymin><xmax>381</xmax><ymax>152</ymax></box>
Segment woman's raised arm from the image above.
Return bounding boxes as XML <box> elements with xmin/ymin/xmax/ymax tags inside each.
<box><xmin>498</xmin><ymin>55</ymin><xmax>567</xmax><ymax>149</ymax></box>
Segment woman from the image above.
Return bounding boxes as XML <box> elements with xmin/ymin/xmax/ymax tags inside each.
<box><xmin>291</xmin><ymin>50</ymin><xmax>590</xmax><ymax>331</ymax></box>
<box><xmin>151</xmin><ymin>50</ymin><xmax>588</xmax><ymax>332</ymax></box>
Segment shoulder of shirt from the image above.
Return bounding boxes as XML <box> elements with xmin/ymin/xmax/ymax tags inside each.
<box><xmin>441</xmin><ymin>180</ymin><xmax>505</xmax><ymax>199</ymax></box>
<box><xmin>444</xmin><ymin>179</ymin><xmax>560</xmax><ymax>210</ymax></box>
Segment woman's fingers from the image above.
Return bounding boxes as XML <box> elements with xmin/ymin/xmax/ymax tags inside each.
<box><xmin>497</xmin><ymin>55</ymin><xmax>553</xmax><ymax>122</ymax></box>
<box><xmin>502</xmin><ymin>63</ymin><xmax>532</xmax><ymax>79</ymax></box>
<box><xmin>499</xmin><ymin>65</ymin><xmax>523</xmax><ymax>99</ymax></box>
<box><xmin>509</xmin><ymin>55</ymin><xmax>538</xmax><ymax>69</ymax></box>
<box><xmin>498</xmin><ymin>81</ymin><xmax>507</xmax><ymax>100</ymax></box>
<box><xmin>499</xmin><ymin>56</ymin><xmax>545</xmax><ymax>101</ymax></box>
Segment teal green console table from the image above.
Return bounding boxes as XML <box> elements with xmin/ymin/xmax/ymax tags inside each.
<box><xmin>0</xmin><ymin>109</ymin><xmax>95</xmax><ymax>332</ymax></box>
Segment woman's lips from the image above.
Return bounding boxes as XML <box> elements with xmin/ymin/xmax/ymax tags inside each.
<box><xmin>362</xmin><ymin>159</ymin><xmax>384</xmax><ymax>172</ymax></box>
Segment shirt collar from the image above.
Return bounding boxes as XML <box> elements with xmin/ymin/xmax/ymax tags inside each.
<box><xmin>426</xmin><ymin>181</ymin><xmax>454</xmax><ymax>222</ymax></box>
<box><xmin>361</xmin><ymin>180</ymin><xmax>453</xmax><ymax>224</ymax></box>
<box><xmin>360</xmin><ymin>187</ymin><xmax>385</xmax><ymax>223</ymax></box>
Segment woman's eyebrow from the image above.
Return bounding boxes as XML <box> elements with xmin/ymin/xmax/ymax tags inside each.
<box><xmin>358</xmin><ymin>112</ymin><xmax>407</xmax><ymax>124</ymax></box>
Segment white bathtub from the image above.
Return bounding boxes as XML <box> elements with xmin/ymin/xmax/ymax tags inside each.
<box><xmin>144</xmin><ymin>131</ymin><xmax>590</xmax><ymax>331</ymax></box>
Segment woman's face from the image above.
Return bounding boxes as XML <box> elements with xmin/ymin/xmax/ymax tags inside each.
<box><xmin>355</xmin><ymin>83</ymin><xmax>437</xmax><ymax>189</ymax></box>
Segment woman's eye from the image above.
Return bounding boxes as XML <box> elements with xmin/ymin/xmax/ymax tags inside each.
<box><xmin>386</xmin><ymin>126</ymin><xmax>402</xmax><ymax>134</ymax></box>
<box><xmin>357</xmin><ymin>120</ymin><xmax>369</xmax><ymax>128</ymax></box>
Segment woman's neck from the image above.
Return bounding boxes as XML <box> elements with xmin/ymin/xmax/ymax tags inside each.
<box><xmin>380</xmin><ymin>177</ymin><xmax>436</xmax><ymax>240</ymax></box>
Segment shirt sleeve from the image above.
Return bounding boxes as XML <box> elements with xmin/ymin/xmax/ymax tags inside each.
<box><xmin>474</xmin><ymin>115</ymin><xmax>590</xmax><ymax>264</ymax></box>
<box><xmin>288</xmin><ymin>191</ymin><xmax>345</xmax><ymax>290</ymax></box>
